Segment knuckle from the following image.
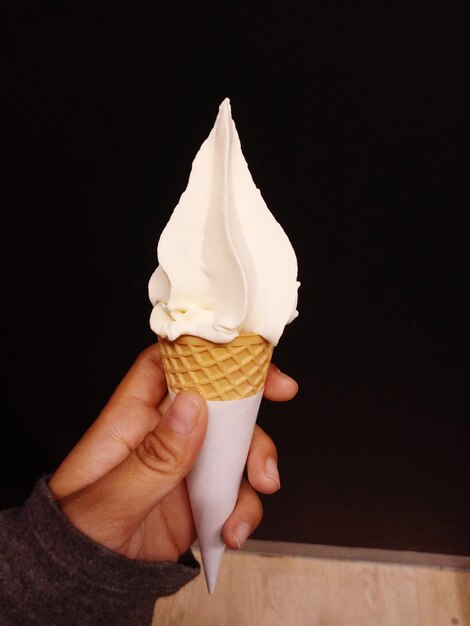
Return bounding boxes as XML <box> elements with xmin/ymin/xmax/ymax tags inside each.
<box><xmin>136</xmin><ymin>344</ymin><xmax>162</xmax><ymax>368</ymax></box>
<box><xmin>240</xmin><ymin>482</ymin><xmax>264</xmax><ymax>523</ymax></box>
<box><xmin>135</xmin><ymin>431</ymin><xmax>183</xmax><ymax>477</ymax></box>
<box><xmin>250</xmin><ymin>426</ymin><xmax>272</xmax><ymax>454</ymax></box>
<box><xmin>254</xmin><ymin>496</ymin><xmax>264</xmax><ymax>522</ymax></box>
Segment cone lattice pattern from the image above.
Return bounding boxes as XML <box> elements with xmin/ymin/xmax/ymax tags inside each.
<box><xmin>159</xmin><ymin>333</ymin><xmax>273</xmax><ymax>401</ymax></box>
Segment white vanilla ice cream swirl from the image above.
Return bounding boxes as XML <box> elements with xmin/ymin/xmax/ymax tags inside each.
<box><xmin>148</xmin><ymin>98</ymin><xmax>299</xmax><ymax>346</ymax></box>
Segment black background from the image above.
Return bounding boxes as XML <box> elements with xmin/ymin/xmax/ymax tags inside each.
<box><xmin>1</xmin><ymin>1</ymin><xmax>469</xmax><ymax>555</ymax></box>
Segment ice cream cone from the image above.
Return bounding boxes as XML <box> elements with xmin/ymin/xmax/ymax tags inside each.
<box><xmin>159</xmin><ymin>333</ymin><xmax>273</xmax><ymax>400</ymax></box>
<box><xmin>159</xmin><ymin>333</ymin><xmax>273</xmax><ymax>592</ymax></box>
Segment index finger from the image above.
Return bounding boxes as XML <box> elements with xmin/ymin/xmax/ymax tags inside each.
<box><xmin>108</xmin><ymin>342</ymin><xmax>168</xmax><ymax>408</ymax></box>
<box><xmin>263</xmin><ymin>363</ymin><xmax>298</xmax><ymax>401</ymax></box>
<box><xmin>49</xmin><ymin>343</ymin><xmax>168</xmax><ymax>499</ymax></box>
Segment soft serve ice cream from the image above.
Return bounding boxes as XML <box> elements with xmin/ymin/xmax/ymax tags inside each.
<box><xmin>147</xmin><ymin>98</ymin><xmax>299</xmax><ymax>594</ymax></box>
<box><xmin>148</xmin><ymin>98</ymin><xmax>299</xmax><ymax>345</ymax></box>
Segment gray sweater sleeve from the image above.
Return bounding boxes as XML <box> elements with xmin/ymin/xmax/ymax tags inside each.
<box><xmin>0</xmin><ymin>476</ymin><xmax>200</xmax><ymax>625</ymax></box>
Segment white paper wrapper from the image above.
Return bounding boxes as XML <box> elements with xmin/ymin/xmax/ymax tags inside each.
<box><xmin>170</xmin><ymin>390</ymin><xmax>263</xmax><ymax>593</ymax></box>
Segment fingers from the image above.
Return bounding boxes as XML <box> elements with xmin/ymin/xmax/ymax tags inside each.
<box><xmin>58</xmin><ymin>392</ymin><xmax>208</xmax><ymax>550</ymax></box>
<box><xmin>50</xmin><ymin>344</ymin><xmax>168</xmax><ymax>499</ymax></box>
<box><xmin>108</xmin><ymin>342</ymin><xmax>167</xmax><ymax>408</ymax></box>
<box><xmin>263</xmin><ymin>363</ymin><xmax>298</xmax><ymax>401</ymax></box>
<box><xmin>223</xmin><ymin>479</ymin><xmax>263</xmax><ymax>550</ymax></box>
<box><xmin>246</xmin><ymin>425</ymin><xmax>281</xmax><ymax>494</ymax></box>
<box><xmin>222</xmin><ymin>424</ymin><xmax>281</xmax><ymax>551</ymax></box>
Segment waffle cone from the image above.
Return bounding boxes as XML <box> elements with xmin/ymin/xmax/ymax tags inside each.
<box><xmin>158</xmin><ymin>333</ymin><xmax>273</xmax><ymax>401</ymax></box>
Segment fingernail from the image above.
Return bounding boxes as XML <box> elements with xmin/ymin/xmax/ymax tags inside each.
<box><xmin>233</xmin><ymin>521</ymin><xmax>251</xmax><ymax>549</ymax></box>
<box><xmin>265</xmin><ymin>457</ymin><xmax>281</xmax><ymax>488</ymax></box>
<box><xmin>165</xmin><ymin>393</ymin><xmax>200</xmax><ymax>434</ymax></box>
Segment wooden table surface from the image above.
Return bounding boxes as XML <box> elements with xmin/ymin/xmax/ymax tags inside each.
<box><xmin>153</xmin><ymin>549</ymin><xmax>470</xmax><ymax>626</ymax></box>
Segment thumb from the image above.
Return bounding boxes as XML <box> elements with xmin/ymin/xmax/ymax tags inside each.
<box><xmin>125</xmin><ymin>391</ymin><xmax>208</xmax><ymax>505</ymax></box>
<box><xmin>60</xmin><ymin>392</ymin><xmax>207</xmax><ymax>542</ymax></box>
<box><xmin>129</xmin><ymin>390</ymin><xmax>208</xmax><ymax>503</ymax></box>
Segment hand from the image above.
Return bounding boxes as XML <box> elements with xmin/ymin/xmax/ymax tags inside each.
<box><xmin>48</xmin><ymin>343</ymin><xmax>298</xmax><ymax>562</ymax></box>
